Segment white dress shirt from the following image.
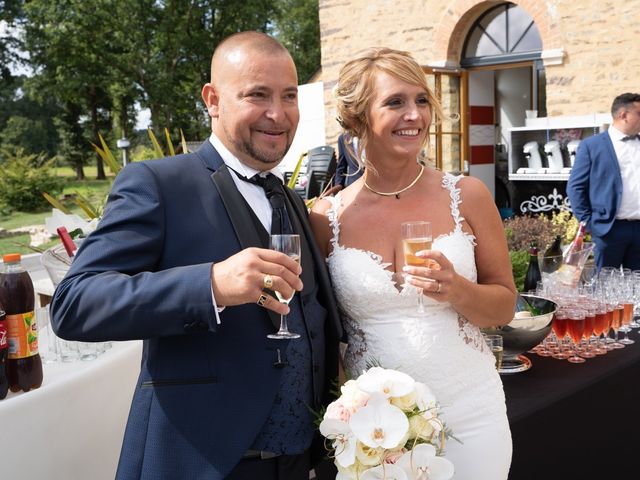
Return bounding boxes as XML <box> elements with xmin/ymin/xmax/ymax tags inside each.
<box><xmin>608</xmin><ymin>126</ymin><xmax>640</xmax><ymax>220</ymax></box>
<box><xmin>207</xmin><ymin>133</ymin><xmax>285</xmax><ymax>322</ymax></box>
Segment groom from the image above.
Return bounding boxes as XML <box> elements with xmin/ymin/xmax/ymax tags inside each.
<box><xmin>50</xmin><ymin>31</ymin><xmax>341</xmax><ymax>479</ymax></box>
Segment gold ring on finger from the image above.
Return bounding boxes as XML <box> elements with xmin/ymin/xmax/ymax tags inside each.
<box><xmin>263</xmin><ymin>274</ymin><xmax>274</xmax><ymax>290</ymax></box>
<box><xmin>257</xmin><ymin>293</ymin><xmax>269</xmax><ymax>307</ymax></box>
<box><xmin>436</xmin><ymin>281</ymin><xmax>442</xmax><ymax>293</ymax></box>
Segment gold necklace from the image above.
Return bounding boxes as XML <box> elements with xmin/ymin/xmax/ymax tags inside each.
<box><xmin>363</xmin><ymin>165</ymin><xmax>425</xmax><ymax>199</ymax></box>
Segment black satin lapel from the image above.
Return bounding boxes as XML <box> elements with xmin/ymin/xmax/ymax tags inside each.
<box><xmin>211</xmin><ymin>166</ymin><xmax>281</xmax><ymax>330</ymax></box>
<box><xmin>211</xmin><ymin>166</ymin><xmax>263</xmax><ymax>250</ymax></box>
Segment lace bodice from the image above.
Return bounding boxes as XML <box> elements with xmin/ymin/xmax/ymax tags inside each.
<box><xmin>324</xmin><ymin>173</ymin><xmax>506</xmax><ymax>412</ymax></box>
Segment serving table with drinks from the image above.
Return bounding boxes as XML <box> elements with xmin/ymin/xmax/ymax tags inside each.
<box><xmin>0</xmin><ymin>338</ymin><xmax>142</xmax><ymax>480</ymax></box>
<box><xmin>503</xmin><ymin>327</ymin><xmax>640</xmax><ymax>479</ymax></box>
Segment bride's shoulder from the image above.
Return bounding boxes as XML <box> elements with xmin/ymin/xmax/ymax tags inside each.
<box><xmin>309</xmin><ymin>199</ymin><xmax>335</xmax><ymax>258</ymax></box>
<box><xmin>456</xmin><ymin>175</ymin><xmax>493</xmax><ymax>203</ymax></box>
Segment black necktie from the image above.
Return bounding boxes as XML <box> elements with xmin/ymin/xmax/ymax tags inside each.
<box><xmin>621</xmin><ymin>134</ymin><xmax>640</xmax><ymax>142</ymax></box>
<box><xmin>236</xmin><ymin>171</ymin><xmax>293</xmax><ymax>234</ymax></box>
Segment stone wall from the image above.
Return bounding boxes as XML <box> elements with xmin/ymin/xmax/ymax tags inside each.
<box><xmin>319</xmin><ymin>0</ymin><xmax>640</xmax><ymax>143</ymax></box>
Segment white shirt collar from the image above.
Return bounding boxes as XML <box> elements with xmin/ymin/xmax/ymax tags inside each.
<box><xmin>208</xmin><ymin>133</ymin><xmax>284</xmax><ymax>181</ymax></box>
<box><xmin>608</xmin><ymin>125</ymin><xmax>629</xmax><ymax>142</ymax></box>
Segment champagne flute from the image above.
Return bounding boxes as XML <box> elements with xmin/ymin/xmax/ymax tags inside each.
<box><xmin>268</xmin><ymin>234</ymin><xmax>301</xmax><ymax>339</ymax></box>
<box><xmin>401</xmin><ymin>221</ymin><xmax>432</xmax><ymax>313</ymax></box>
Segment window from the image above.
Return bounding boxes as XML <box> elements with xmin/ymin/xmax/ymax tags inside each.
<box><xmin>424</xmin><ymin>69</ymin><xmax>466</xmax><ymax>173</ymax></box>
<box><xmin>462</xmin><ymin>3</ymin><xmax>542</xmax><ymax>67</ymax></box>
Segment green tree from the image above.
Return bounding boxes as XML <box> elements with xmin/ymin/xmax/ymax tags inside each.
<box><xmin>0</xmin><ymin>75</ymin><xmax>61</xmax><ymax>157</ymax></box>
<box><xmin>16</xmin><ymin>0</ymin><xmax>321</xmax><ymax>166</ymax></box>
<box><xmin>272</xmin><ymin>0</ymin><xmax>321</xmax><ymax>83</ymax></box>
<box><xmin>23</xmin><ymin>0</ymin><xmax>115</xmax><ymax>179</ymax></box>
<box><xmin>0</xmin><ymin>0</ymin><xmax>24</xmax><ymax>81</ymax></box>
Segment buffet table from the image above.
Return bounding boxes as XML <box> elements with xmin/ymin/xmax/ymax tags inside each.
<box><xmin>504</xmin><ymin>329</ymin><xmax>640</xmax><ymax>480</ymax></box>
<box><xmin>0</xmin><ymin>340</ymin><xmax>142</xmax><ymax>480</ymax></box>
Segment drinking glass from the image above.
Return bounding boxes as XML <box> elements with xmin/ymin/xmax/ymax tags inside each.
<box><xmin>551</xmin><ymin>308</ymin><xmax>570</xmax><ymax>360</ymax></box>
<box><xmin>609</xmin><ymin>303</ymin><xmax>626</xmax><ymax>349</ymax></box>
<box><xmin>268</xmin><ymin>234</ymin><xmax>301</xmax><ymax>339</ymax></box>
<box><xmin>579</xmin><ymin>305</ymin><xmax>597</xmax><ymax>358</ymax></box>
<box><xmin>36</xmin><ymin>305</ymin><xmax>59</xmax><ymax>364</ymax></box>
<box><xmin>401</xmin><ymin>221</ymin><xmax>432</xmax><ymax>313</ymax></box>
<box><xmin>592</xmin><ymin>302</ymin><xmax>609</xmax><ymax>355</ymax></box>
<box><xmin>78</xmin><ymin>342</ymin><xmax>98</xmax><ymax>361</ymax></box>
<box><xmin>565</xmin><ymin>309</ymin><xmax>586</xmax><ymax>364</ymax></box>
<box><xmin>483</xmin><ymin>334</ymin><xmax>504</xmax><ymax>370</ymax></box>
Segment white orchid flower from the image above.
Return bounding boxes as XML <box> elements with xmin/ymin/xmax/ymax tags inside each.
<box><xmin>349</xmin><ymin>392</ymin><xmax>409</xmax><ymax>449</ymax></box>
<box><xmin>360</xmin><ymin>463</ymin><xmax>408</xmax><ymax>480</ymax></box>
<box><xmin>397</xmin><ymin>444</ymin><xmax>454</xmax><ymax>480</ymax></box>
<box><xmin>319</xmin><ymin>418</ymin><xmax>357</xmax><ymax>467</ymax></box>
<box><xmin>414</xmin><ymin>382</ymin><xmax>438</xmax><ymax>411</ymax></box>
<box><xmin>357</xmin><ymin>367</ymin><xmax>416</xmax><ymax>398</ymax></box>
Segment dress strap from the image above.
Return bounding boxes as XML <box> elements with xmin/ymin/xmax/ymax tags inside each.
<box><xmin>441</xmin><ymin>173</ymin><xmax>466</xmax><ymax>235</ymax></box>
<box><xmin>324</xmin><ymin>193</ymin><xmax>342</xmax><ymax>250</ymax></box>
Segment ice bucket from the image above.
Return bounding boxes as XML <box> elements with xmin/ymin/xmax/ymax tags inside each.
<box><xmin>482</xmin><ymin>294</ymin><xmax>558</xmax><ymax>374</ymax></box>
<box><xmin>41</xmin><ymin>242</ymin><xmax>79</xmax><ymax>287</ymax></box>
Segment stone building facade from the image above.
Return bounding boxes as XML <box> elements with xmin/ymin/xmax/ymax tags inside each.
<box><xmin>317</xmin><ymin>0</ymin><xmax>640</xmax><ymax>213</ymax></box>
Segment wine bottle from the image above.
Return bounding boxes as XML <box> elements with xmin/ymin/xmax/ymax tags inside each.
<box><xmin>557</xmin><ymin>222</ymin><xmax>587</xmax><ymax>286</ymax></box>
<box><xmin>523</xmin><ymin>242</ymin><xmax>542</xmax><ymax>293</ymax></box>
<box><xmin>541</xmin><ymin>235</ymin><xmax>563</xmax><ymax>273</ymax></box>
<box><xmin>562</xmin><ymin>222</ymin><xmax>586</xmax><ymax>265</ymax></box>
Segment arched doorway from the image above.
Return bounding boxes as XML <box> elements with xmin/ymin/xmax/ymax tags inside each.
<box><xmin>425</xmin><ymin>2</ymin><xmax>545</xmax><ymax>213</ymax></box>
<box><xmin>464</xmin><ymin>2</ymin><xmax>544</xmax><ymax>212</ymax></box>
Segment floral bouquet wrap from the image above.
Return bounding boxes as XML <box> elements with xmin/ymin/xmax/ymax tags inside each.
<box><xmin>319</xmin><ymin>366</ymin><xmax>454</xmax><ymax>480</ymax></box>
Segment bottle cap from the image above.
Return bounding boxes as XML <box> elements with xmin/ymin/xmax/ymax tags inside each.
<box><xmin>2</xmin><ymin>253</ymin><xmax>21</xmax><ymax>263</ymax></box>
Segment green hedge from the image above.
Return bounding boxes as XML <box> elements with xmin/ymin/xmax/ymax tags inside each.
<box><xmin>0</xmin><ymin>148</ymin><xmax>63</xmax><ymax>212</ymax></box>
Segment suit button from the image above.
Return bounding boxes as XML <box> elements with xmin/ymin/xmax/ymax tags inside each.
<box><xmin>183</xmin><ymin>323</ymin><xmax>194</xmax><ymax>332</ymax></box>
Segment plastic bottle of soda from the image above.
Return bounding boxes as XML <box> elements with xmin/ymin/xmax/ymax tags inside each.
<box><xmin>0</xmin><ymin>301</ymin><xmax>9</xmax><ymax>399</ymax></box>
<box><xmin>0</xmin><ymin>253</ymin><xmax>43</xmax><ymax>392</ymax></box>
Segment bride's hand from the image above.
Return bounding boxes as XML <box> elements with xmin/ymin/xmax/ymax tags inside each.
<box><xmin>402</xmin><ymin>250</ymin><xmax>458</xmax><ymax>302</ymax></box>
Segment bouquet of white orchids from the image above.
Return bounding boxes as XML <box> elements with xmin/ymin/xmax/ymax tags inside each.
<box><xmin>319</xmin><ymin>367</ymin><xmax>454</xmax><ymax>480</ymax></box>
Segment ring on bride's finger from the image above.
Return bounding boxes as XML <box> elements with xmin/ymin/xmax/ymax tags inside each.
<box><xmin>257</xmin><ymin>293</ymin><xmax>269</xmax><ymax>307</ymax></box>
<box><xmin>436</xmin><ymin>281</ymin><xmax>442</xmax><ymax>293</ymax></box>
<box><xmin>263</xmin><ymin>274</ymin><xmax>274</xmax><ymax>289</ymax></box>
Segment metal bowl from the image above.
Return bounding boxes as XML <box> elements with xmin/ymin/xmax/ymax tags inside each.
<box><xmin>482</xmin><ymin>293</ymin><xmax>558</xmax><ymax>374</ymax></box>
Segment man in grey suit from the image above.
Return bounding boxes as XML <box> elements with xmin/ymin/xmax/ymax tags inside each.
<box><xmin>567</xmin><ymin>92</ymin><xmax>640</xmax><ymax>269</ymax></box>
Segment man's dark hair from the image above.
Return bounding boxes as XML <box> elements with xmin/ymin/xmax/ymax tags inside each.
<box><xmin>611</xmin><ymin>92</ymin><xmax>640</xmax><ymax>117</ymax></box>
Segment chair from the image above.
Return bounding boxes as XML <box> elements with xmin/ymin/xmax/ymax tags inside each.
<box><xmin>304</xmin><ymin>145</ymin><xmax>336</xmax><ymax>199</ymax></box>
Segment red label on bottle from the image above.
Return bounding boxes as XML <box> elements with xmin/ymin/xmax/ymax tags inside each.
<box><xmin>0</xmin><ymin>319</ymin><xmax>8</xmax><ymax>350</ymax></box>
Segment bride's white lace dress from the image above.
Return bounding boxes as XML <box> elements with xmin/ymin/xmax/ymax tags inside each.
<box><xmin>324</xmin><ymin>174</ymin><xmax>512</xmax><ymax>480</ymax></box>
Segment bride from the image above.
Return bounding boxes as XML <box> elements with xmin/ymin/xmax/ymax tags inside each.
<box><xmin>310</xmin><ymin>48</ymin><xmax>516</xmax><ymax>480</ymax></box>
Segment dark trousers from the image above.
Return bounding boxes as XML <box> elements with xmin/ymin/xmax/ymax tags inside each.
<box><xmin>226</xmin><ymin>452</ymin><xmax>310</xmax><ymax>480</ymax></box>
<box><xmin>593</xmin><ymin>219</ymin><xmax>640</xmax><ymax>270</ymax></box>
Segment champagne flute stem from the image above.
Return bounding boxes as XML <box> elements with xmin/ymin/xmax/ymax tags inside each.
<box><xmin>278</xmin><ymin>314</ymin><xmax>289</xmax><ymax>335</ymax></box>
<box><xmin>417</xmin><ymin>289</ymin><xmax>425</xmax><ymax>313</ymax></box>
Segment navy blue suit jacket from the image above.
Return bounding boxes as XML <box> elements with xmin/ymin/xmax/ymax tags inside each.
<box><xmin>333</xmin><ymin>134</ymin><xmax>362</xmax><ymax>187</ymax></box>
<box><xmin>567</xmin><ymin>131</ymin><xmax>623</xmax><ymax>238</ymax></box>
<box><xmin>50</xmin><ymin>141</ymin><xmax>342</xmax><ymax>479</ymax></box>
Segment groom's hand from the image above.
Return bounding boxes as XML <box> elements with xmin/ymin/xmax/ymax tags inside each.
<box><xmin>210</xmin><ymin>247</ymin><xmax>303</xmax><ymax>315</ymax></box>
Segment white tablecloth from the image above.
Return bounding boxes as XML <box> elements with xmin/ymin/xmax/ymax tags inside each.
<box><xmin>0</xmin><ymin>340</ymin><xmax>142</xmax><ymax>480</ymax></box>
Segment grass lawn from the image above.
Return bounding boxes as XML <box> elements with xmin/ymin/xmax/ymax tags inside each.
<box><xmin>0</xmin><ymin>168</ymin><xmax>114</xmax><ymax>256</ymax></box>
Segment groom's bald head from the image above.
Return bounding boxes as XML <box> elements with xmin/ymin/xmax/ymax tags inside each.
<box><xmin>210</xmin><ymin>31</ymin><xmax>294</xmax><ymax>84</ymax></box>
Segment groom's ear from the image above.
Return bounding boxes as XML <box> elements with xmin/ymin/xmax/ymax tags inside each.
<box><xmin>202</xmin><ymin>83</ymin><xmax>220</xmax><ymax>119</ymax></box>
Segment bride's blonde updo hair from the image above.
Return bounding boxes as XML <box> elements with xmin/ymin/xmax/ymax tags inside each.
<box><xmin>333</xmin><ymin>47</ymin><xmax>445</xmax><ymax>168</ymax></box>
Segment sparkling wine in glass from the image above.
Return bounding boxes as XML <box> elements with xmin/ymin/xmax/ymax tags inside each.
<box><xmin>268</xmin><ymin>234</ymin><xmax>301</xmax><ymax>339</ymax></box>
<box><xmin>401</xmin><ymin>221</ymin><xmax>432</xmax><ymax>313</ymax></box>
